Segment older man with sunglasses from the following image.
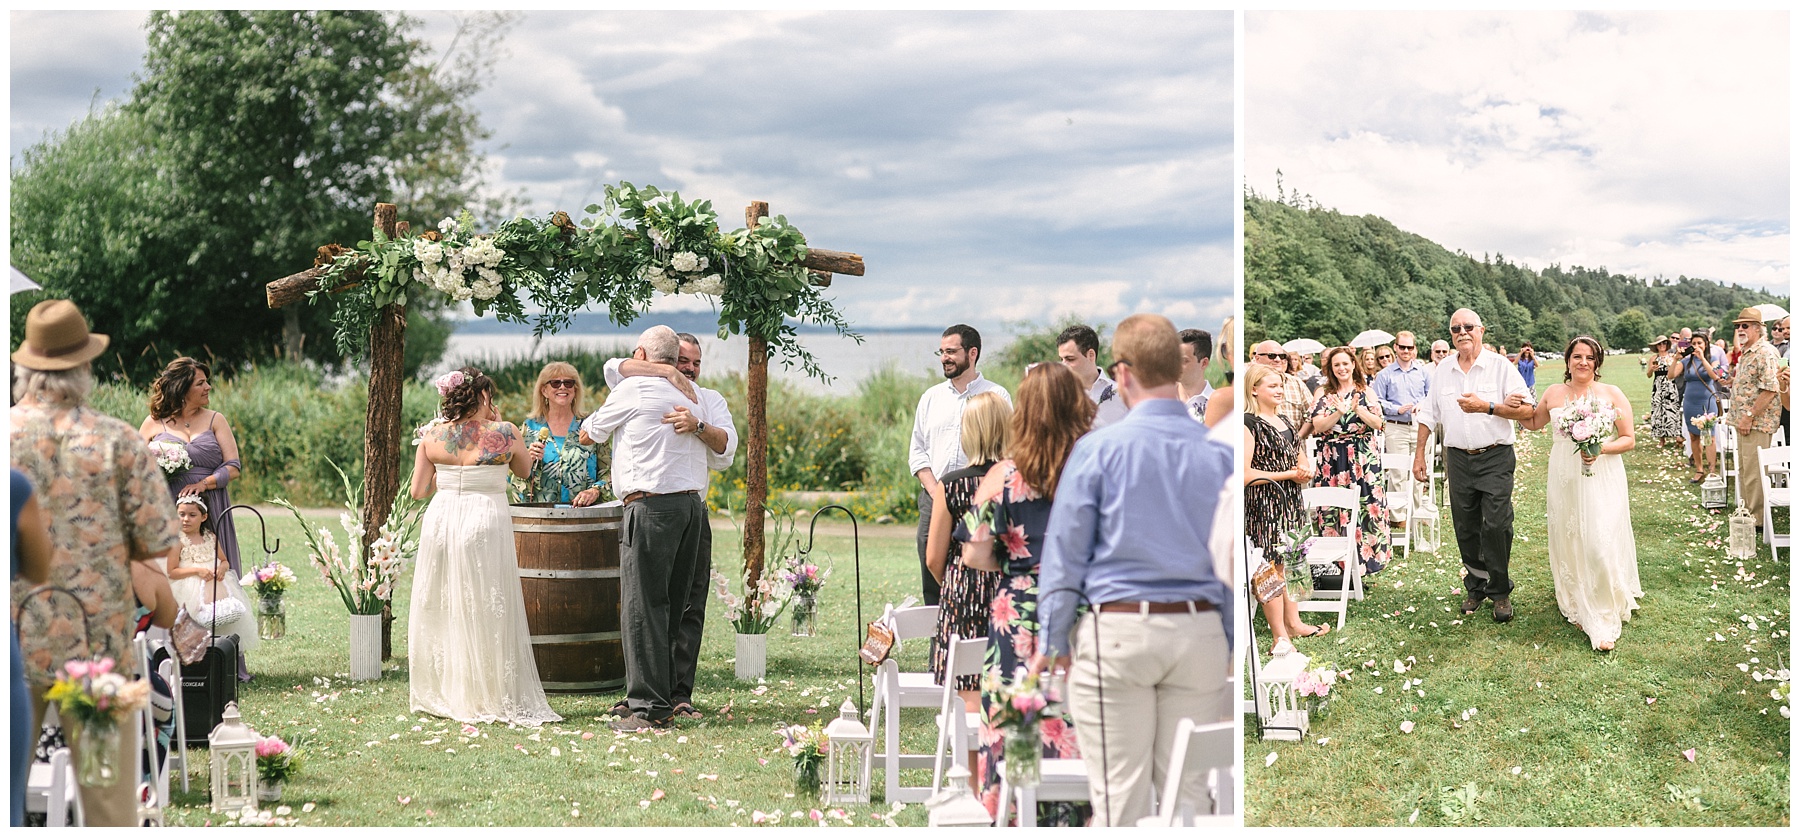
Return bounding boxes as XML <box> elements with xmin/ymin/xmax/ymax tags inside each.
<box><xmin>1727</xmin><ymin>308</ymin><xmax>1783</xmax><ymax>533</ymax></box>
<box><xmin>1413</xmin><ymin>309</ymin><xmax>1535</xmax><ymax>623</ymax></box>
<box><xmin>1252</xmin><ymin>339</ymin><xmax>1315</xmax><ymax>439</ymax></box>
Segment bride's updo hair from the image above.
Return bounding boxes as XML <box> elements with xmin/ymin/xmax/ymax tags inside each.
<box><xmin>436</xmin><ymin>366</ymin><xmax>496</xmax><ymax>422</ymax></box>
<box><xmin>149</xmin><ymin>357</ymin><xmax>212</xmax><ymax>422</ymax></box>
<box><xmin>1562</xmin><ymin>336</ymin><xmax>1604</xmax><ymax>382</ymax></box>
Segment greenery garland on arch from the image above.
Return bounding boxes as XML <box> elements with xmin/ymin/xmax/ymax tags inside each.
<box><xmin>312</xmin><ymin>182</ymin><xmax>860</xmax><ymax>380</ymax></box>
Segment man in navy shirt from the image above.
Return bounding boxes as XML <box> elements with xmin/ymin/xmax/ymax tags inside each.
<box><xmin>1038</xmin><ymin>313</ymin><xmax>1232</xmax><ymax>826</ymax></box>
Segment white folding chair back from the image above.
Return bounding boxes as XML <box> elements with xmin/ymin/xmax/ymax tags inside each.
<box><xmin>1380</xmin><ymin>452</ymin><xmax>1414</xmax><ymax>557</ymax></box>
<box><xmin>930</xmin><ymin>635</ymin><xmax>988</xmax><ymax>795</ymax></box>
<box><xmin>1761</xmin><ymin>446</ymin><xmax>1790</xmax><ymax>559</ymax></box>
<box><xmin>1137</xmin><ymin>718</ymin><xmax>1235</xmax><ymax>825</ymax></box>
<box><xmin>995</xmin><ymin>757</ymin><xmax>1090</xmax><ymax>827</ymax></box>
<box><xmin>134</xmin><ymin>633</ymin><xmax>168</xmax><ymax>825</ymax></box>
<box><xmin>25</xmin><ymin>704</ymin><xmax>84</xmax><ymax>827</ymax></box>
<box><xmin>1237</xmin><ymin>539</ymin><xmax>1261</xmax><ymax>717</ymax></box>
<box><xmin>868</xmin><ymin>603</ymin><xmax>945</xmax><ymax>803</ymax></box>
<box><xmin>1296</xmin><ymin>485</ymin><xmax>1361</xmax><ymax>631</ymax></box>
<box><xmin>143</xmin><ymin>625</ymin><xmax>189</xmax><ymax>793</ymax></box>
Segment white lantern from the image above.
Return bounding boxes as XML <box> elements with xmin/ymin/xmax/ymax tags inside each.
<box><xmin>1728</xmin><ymin>503</ymin><xmax>1759</xmax><ymax>561</ymax></box>
<box><xmin>926</xmin><ymin>765</ymin><xmax>994</xmax><ymax>826</ymax></box>
<box><xmin>822</xmin><ymin>699</ymin><xmax>872</xmax><ymax>805</ymax></box>
<box><xmin>209</xmin><ymin>701</ymin><xmax>261</xmax><ymax>812</ymax></box>
<box><xmin>1256</xmin><ymin>650</ymin><xmax>1311</xmax><ymax>742</ymax></box>
<box><xmin>1410</xmin><ymin>500</ymin><xmax>1439</xmax><ymax>553</ymax></box>
<box><xmin>1701</xmin><ymin>473</ymin><xmax>1728</xmax><ymax>510</ymax></box>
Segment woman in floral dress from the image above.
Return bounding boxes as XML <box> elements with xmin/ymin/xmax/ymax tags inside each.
<box><xmin>1645</xmin><ymin>336</ymin><xmax>1684</xmax><ymax>449</ymax></box>
<box><xmin>962</xmin><ymin>364</ymin><xmax>1092</xmax><ymax>825</ymax></box>
<box><xmin>519</xmin><ymin>362</ymin><xmax>610</xmax><ymax>506</ymax></box>
<box><xmin>1305</xmin><ymin>346</ymin><xmax>1389</xmax><ymax>579</ymax></box>
<box><xmin>925</xmin><ymin>392</ymin><xmax>1011</xmax><ymax>697</ymax></box>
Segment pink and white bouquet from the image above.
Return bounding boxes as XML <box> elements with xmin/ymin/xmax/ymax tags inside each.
<box><xmin>241</xmin><ymin>561</ymin><xmax>298</xmax><ymax>598</ymax></box>
<box><xmin>1554</xmin><ymin>396</ymin><xmax>1618</xmax><ymax>476</ymax></box>
<box><xmin>1690</xmin><ymin>413</ymin><xmax>1721</xmax><ymax>448</ymax></box>
<box><xmin>148</xmin><ymin>440</ymin><xmax>192</xmax><ymax>476</ymax></box>
<box><xmin>45</xmin><ymin>657</ymin><xmax>150</xmax><ymax>726</ymax></box>
<box><xmin>255</xmin><ymin>736</ymin><xmax>303</xmax><ymax>784</ymax></box>
<box><xmin>982</xmin><ymin>666</ymin><xmax>1057</xmax><ymax>735</ymax></box>
<box><xmin>711</xmin><ymin>567</ymin><xmax>793</xmax><ymax>634</ymax></box>
<box><xmin>271</xmin><ymin>460</ymin><xmax>425</xmax><ymax>615</ymax></box>
<box><xmin>1293</xmin><ymin>664</ymin><xmax>1339</xmax><ymax>719</ymax></box>
<box><xmin>780</xmin><ymin>555</ymin><xmax>830</xmax><ymax>600</ymax></box>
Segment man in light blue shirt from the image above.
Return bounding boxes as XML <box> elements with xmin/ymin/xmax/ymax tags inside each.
<box><xmin>1372</xmin><ymin>329</ymin><xmax>1431</xmax><ymax>459</ymax></box>
<box><xmin>1037</xmin><ymin>313</ymin><xmax>1231</xmax><ymax>826</ymax></box>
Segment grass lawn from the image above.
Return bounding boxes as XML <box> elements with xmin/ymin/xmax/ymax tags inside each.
<box><xmin>159</xmin><ymin>510</ymin><xmax>946</xmax><ymax>826</ymax></box>
<box><xmin>1244</xmin><ymin>357</ymin><xmax>1790</xmax><ymax>827</ymax></box>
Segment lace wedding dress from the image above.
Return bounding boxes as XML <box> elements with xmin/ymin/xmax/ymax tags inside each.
<box><xmin>408</xmin><ymin>465</ymin><xmax>562</xmax><ymax>726</ymax></box>
<box><xmin>1544</xmin><ymin>407</ymin><xmax>1643</xmax><ymax>650</ymax></box>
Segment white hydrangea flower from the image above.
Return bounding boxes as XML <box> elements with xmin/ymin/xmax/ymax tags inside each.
<box><xmin>695</xmin><ymin>254</ymin><xmax>709</xmax><ymax>271</ymax></box>
<box><xmin>438</xmin><ymin>217</ymin><xmax>457</xmax><ymax>234</ymax></box>
<box><xmin>464</xmin><ymin>238</ymin><xmax>504</xmax><ymax>268</ymax></box>
<box><xmin>671</xmin><ymin>251</ymin><xmax>701</xmax><ymax>273</ymax></box>
<box><xmin>647</xmin><ymin>226</ymin><xmax>669</xmax><ymax>249</ymax></box>
<box><xmin>413</xmin><ymin>239</ymin><xmax>444</xmax><ymax>265</ymax></box>
<box><xmin>649</xmin><ymin>273</ymin><xmax>679</xmax><ymax>295</ymax></box>
<box><xmin>692</xmin><ymin>274</ymin><xmax>726</xmax><ymax>296</ymax></box>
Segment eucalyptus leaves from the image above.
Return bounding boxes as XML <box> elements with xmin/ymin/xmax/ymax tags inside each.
<box><xmin>312</xmin><ymin>182</ymin><xmax>858</xmax><ymax>381</ymax></box>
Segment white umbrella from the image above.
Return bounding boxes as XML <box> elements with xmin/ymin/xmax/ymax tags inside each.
<box><xmin>1348</xmin><ymin>329</ymin><xmax>1395</xmax><ymax>349</ymax></box>
<box><xmin>10</xmin><ymin>266</ymin><xmax>40</xmax><ymax>295</ymax></box>
<box><xmin>1282</xmin><ymin>338</ymin><xmax>1325</xmax><ymax>355</ymax></box>
<box><xmin>1753</xmin><ymin>303</ymin><xmax>1788</xmax><ymax>321</ymax></box>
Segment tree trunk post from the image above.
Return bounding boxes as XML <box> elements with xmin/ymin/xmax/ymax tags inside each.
<box><xmin>743</xmin><ymin>201</ymin><xmax>771</xmax><ymax>587</ymax></box>
<box><xmin>363</xmin><ymin>203</ymin><xmax>406</xmax><ymax>661</ymax></box>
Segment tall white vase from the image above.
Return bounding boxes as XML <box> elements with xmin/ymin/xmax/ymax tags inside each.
<box><xmin>735</xmin><ymin>632</ymin><xmax>767</xmax><ymax>681</ymax></box>
<box><xmin>349</xmin><ymin>613</ymin><xmax>383</xmax><ymax>680</ymax></box>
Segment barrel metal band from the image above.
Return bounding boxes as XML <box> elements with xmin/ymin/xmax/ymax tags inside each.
<box><xmin>516</xmin><ymin>568</ymin><xmax>619</xmax><ymax>579</ymax></box>
<box><xmin>531</xmin><ymin>630</ymin><xmax>622</xmax><ymax>644</ymax></box>
<box><xmin>512</xmin><ymin>522</ymin><xmax>619</xmax><ymax>534</ymax></box>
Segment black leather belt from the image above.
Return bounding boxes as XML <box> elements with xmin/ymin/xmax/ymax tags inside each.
<box><xmin>1452</xmin><ymin>444</ymin><xmax>1503</xmax><ymax>456</ymax></box>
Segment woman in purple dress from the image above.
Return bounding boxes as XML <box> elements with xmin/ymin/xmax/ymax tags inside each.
<box><xmin>139</xmin><ymin>356</ymin><xmax>250</xmax><ymax>680</ymax></box>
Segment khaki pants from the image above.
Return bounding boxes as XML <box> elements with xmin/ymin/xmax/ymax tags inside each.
<box><xmin>1740</xmin><ymin>429</ymin><xmax>1774</xmax><ymax>522</ymax></box>
<box><xmin>30</xmin><ymin>683</ymin><xmax>139</xmax><ymax>826</ymax></box>
<box><xmin>1067</xmin><ymin>609</ymin><xmax>1229</xmax><ymax>826</ymax></box>
<box><xmin>1385</xmin><ymin>423</ymin><xmax>1417</xmax><ymax>458</ymax></box>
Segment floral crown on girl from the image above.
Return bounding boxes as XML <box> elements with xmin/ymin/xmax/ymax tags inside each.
<box><xmin>176</xmin><ymin>495</ymin><xmax>208</xmax><ymax>513</ymax></box>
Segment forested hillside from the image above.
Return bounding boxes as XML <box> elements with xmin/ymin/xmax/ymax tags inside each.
<box><xmin>1245</xmin><ymin>191</ymin><xmax>1788</xmax><ymax>350</ymax></box>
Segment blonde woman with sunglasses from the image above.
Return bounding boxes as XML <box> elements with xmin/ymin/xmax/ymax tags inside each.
<box><xmin>520</xmin><ymin>362</ymin><xmax>610</xmax><ymax>506</ymax></box>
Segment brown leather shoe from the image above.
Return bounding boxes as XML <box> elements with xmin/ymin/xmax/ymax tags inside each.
<box><xmin>1492</xmin><ymin>596</ymin><xmax>1513</xmax><ymax>623</ymax></box>
<box><xmin>1461</xmin><ymin>593</ymin><xmax>1483</xmax><ymax>616</ymax></box>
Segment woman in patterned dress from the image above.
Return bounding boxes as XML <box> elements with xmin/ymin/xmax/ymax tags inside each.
<box><xmin>1244</xmin><ymin>363</ymin><xmax>1328</xmax><ymax>653</ymax></box>
<box><xmin>963</xmin><ymin>363</ymin><xmax>1093</xmax><ymax>825</ymax></box>
<box><xmin>519</xmin><ymin>362</ymin><xmax>610</xmax><ymax>506</ymax></box>
<box><xmin>1646</xmin><ymin>336</ymin><xmax>1684</xmax><ymax>448</ymax></box>
<box><xmin>925</xmin><ymin>393</ymin><xmax>1012</xmax><ymax>726</ymax></box>
<box><xmin>1306</xmin><ymin>346</ymin><xmax>1390</xmax><ymax>579</ymax></box>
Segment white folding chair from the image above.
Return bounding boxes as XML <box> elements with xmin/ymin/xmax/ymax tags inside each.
<box><xmin>1761</xmin><ymin>447</ymin><xmax>1790</xmax><ymax>560</ymax></box>
<box><xmin>995</xmin><ymin>756</ymin><xmax>1090</xmax><ymax>827</ymax></box>
<box><xmin>1236</xmin><ymin>540</ymin><xmax>1261</xmax><ymax>718</ymax></box>
<box><xmin>868</xmin><ymin>603</ymin><xmax>944</xmax><ymax>804</ymax></box>
<box><xmin>930</xmin><ymin>635</ymin><xmax>987</xmax><ymax>796</ymax></box>
<box><xmin>1137</xmin><ymin>718</ymin><xmax>1235</xmax><ymax>826</ymax></box>
<box><xmin>1296</xmin><ymin>486</ymin><xmax>1362</xmax><ymax>631</ymax></box>
<box><xmin>134</xmin><ymin>633</ymin><xmax>167</xmax><ymax>826</ymax></box>
<box><xmin>25</xmin><ymin>705</ymin><xmax>84</xmax><ymax>827</ymax></box>
<box><xmin>143</xmin><ymin>626</ymin><xmax>189</xmax><ymax>793</ymax></box>
<box><xmin>1724</xmin><ymin>422</ymin><xmax>1742</xmax><ymax>502</ymax></box>
<box><xmin>1380</xmin><ymin>452</ymin><xmax>1414</xmax><ymax>558</ymax></box>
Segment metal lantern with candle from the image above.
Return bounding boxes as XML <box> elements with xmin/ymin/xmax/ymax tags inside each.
<box><xmin>1728</xmin><ymin>502</ymin><xmax>1759</xmax><ymax>561</ymax></box>
<box><xmin>926</xmin><ymin>765</ymin><xmax>994</xmax><ymax>826</ymax></box>
<box><xmin>1701</xmin><ymin>473</ymin><xmax>1728</xmax><ymax>510</ymax></box>
<box><xmin>822</xmin><ymin>699</ymin><xmax>872</xmax><ymax>805</ymax></box>
<box><xmin>209</xmin><ymin>702</ymin><xmax>261</xmax><ymax>812</ymax></box>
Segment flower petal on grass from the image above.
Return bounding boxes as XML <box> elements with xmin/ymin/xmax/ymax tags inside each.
<box><xmin>1400</xmin><ymin>720</ymin><xmax>1415</xmax><ymax>733</ymax></box>
<box><xmin>652</xmin><ymin>789</ymin><xmax>666</xmax><ymax>801</ymax></box>
<box><xmin>1683</xmin><ymin>748</ymin><xmax>1697</xmax><ymax>762</ymax></box>
<box><xmin>1265</xmin><ymin>751</ymin><xmax>1278</xmax><ymax>767</ymax></box>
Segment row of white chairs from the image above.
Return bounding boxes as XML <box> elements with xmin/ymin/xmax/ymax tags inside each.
<box><xmin>867</xmin><ymin>603</ymin><xmax>1232</xmax><ymax>825</ymax></box>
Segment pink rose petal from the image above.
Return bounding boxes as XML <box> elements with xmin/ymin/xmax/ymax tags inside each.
<box><xmin>1400</xmin><ymin>720</ymin><xmax>1415</xmax><ymax>734</ymax></box>
<box><xmin>1682</xmin><ymin>748</ymin><xmax>1696</xmax><ymax>762</ymax></box>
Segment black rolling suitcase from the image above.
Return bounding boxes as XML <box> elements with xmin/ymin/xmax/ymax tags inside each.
<box><xmin>167</xmin><ymin>634</ymin><xmax>239</xmax><ymax>741</ymax></box>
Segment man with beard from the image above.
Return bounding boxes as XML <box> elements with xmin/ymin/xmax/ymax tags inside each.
<box><xmin>602</xmin><ymin>332</ymin><xmax>737</xmax><ymax>722</ymax></box>
<box><xmin>908</xmin><ymin>324</ymin><xmax>1011</xmax><ymax>606</ymax></box>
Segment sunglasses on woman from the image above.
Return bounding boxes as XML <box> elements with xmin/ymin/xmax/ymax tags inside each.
<box><xmin>546</xmin><ymin>379</ymin><xmax>579</xmax><ymax>390</ymax></box>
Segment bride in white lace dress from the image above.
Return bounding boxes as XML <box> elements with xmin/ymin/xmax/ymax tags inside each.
<box><xmin>1517</xmin><ymin>337</ymin><xmax>1641</xmax><ymax>651</ymax></box>
<box><xmin>407</xmin><ymin>368</ymin><xmax>562</xmax><ymax>726</ymax></box>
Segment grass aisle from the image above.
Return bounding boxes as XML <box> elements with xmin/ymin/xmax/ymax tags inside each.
<box><xmin>160</xmin><ymin>512</ymin><xmax>943</xmax><ymax>827</ymax></box>
<box><xmin>1244</xmin><ymin>359</ymin><xmax>1790</xmax><ymax>827</ymax></box>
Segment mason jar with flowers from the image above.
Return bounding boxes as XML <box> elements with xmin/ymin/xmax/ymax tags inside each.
<box><xmin>242</xmin><ymin>561</ymin><xmax>298</xmax><ymax>640</ymax></box>
<box><xmin>45</xmin><ymin>657</ymin><xmax>150</xmax><ymax>787</ymax></box>
<box><xmin>255</xmin><ymin>735</ymin><xmax>303</xmax><ymax>802</ymax></box>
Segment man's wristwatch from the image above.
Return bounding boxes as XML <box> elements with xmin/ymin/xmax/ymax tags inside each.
<box><xmin>696</xmin><ymin>420</ymin><xmax>708</xmax><ymax>435</ymax></box>
<box><xmin>1487</xmin><ymin>401</ymin><xmax>1495</xmax><ymax>415</ymax></box>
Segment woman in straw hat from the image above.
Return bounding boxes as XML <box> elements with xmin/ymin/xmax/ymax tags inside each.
<box><xmin>10</xmin><ymin>299</ymin><xmax>180</xmax><ymax>826</ymax></box>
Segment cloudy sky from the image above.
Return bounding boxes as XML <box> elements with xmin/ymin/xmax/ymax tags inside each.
<box><xmin>1246</xmin><ymin>11</ymin><xmax>1789</xmax><ymax>294</ymax></box>
<box><xmin>11</xmin><ymin>10</ymin><xmax>1234</xmax><ymax>334</ymax></box>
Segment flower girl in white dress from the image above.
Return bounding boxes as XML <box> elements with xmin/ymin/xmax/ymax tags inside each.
<box><xmin>167</xmin><ymin>495</ymin><xmax>259</xmax><ymax>653</ymax></box>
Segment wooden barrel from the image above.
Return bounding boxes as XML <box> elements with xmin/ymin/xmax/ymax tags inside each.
<box><xmin>510</xmin><ymin>503</ymin><xmax>626</xmax><ymax>693</ymax></box>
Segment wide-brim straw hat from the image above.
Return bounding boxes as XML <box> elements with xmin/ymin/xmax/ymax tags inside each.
<box><xmin>1732</xmin><ymin>306</ymin><xmax>1768</xmax><ymax>325</ymax></box>
<box><xmin>12</xmin><ymin>299</ymin><xmax>109</xmax><ymax>371</ymax></box>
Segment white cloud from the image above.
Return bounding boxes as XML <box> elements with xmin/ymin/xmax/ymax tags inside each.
<box><xmin>1246</xmin><ymin>10</ymin><xmax>1788</xmax><ymax>293</ymax></box>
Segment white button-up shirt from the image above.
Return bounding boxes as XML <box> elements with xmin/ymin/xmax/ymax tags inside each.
<box><xmin>908</xmin><ymin>372</ymin><xmax>1011</xmax><ymax>480</ymax></box>
<box><xmin>1416</xmin><ymin>349</ymin><xmax>1534</xmax><ymax>450</ymax></box>
<box><xmin>603</xmin><ymin>359</ymin><xmax>738</xmax><ymax>475</ymax></box>
<box><xmin>1086</xmin><ymin>370</ymin><xmax>1129</xmax><ymax>429</ymax></box>
<box><xmin>582</xmin><ymin>376</ymin><xmax>710</xmax><ymax>497</ymax></box>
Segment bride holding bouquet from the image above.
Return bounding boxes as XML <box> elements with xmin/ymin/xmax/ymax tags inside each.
<box><xmin>1515</xmin><ymin>336</ymin><xmax>1641</xmax><ymax>651</ymax></box>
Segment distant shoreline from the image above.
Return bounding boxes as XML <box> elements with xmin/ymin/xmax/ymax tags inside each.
<box><xmin>448</xmin><ymin>312</ymin><xmax>968</xmax><ymax>337</ymax></box>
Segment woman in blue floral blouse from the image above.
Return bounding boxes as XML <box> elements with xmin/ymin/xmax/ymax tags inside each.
<box><xmin>519</xmin><ymin>362</ymin><xmax>610</xmax><ymax>506</ymax></box>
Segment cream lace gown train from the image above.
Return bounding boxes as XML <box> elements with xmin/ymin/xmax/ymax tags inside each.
<box><xmin>409</xmin><ymin>465</ymin><xmax>562</xmax><ymax>726</ymax></box>
<box><xmin>1544</xmin><ymin>408</ymin><xmax>1643</xmax><ymax>649</ymax></box>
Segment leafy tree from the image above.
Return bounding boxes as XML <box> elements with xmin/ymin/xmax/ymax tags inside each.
<box><xmin>1530</xmin><ymin>310</ymin><xmax>1568</xmax><ymax>351</ymax></box>
<box><xmin>1607</xmin><ymin>308</ymin><xmax>1653</xmax><ymax>352</ymax></box>
<box><xmin>11</xmin><ymin>11</ymin><xmax>515</xmax><ymax>381</ymax></box>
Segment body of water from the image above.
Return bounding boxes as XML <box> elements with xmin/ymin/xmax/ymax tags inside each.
<box><xmin>434</xmin><ymin>329</ymin><xmax>1018</xmax><ymax>393</ymax></box>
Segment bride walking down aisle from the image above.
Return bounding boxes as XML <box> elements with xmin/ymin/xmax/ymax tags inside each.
<box><xmin>408</xmin><ymin>367</ymin><xmax>562</xmax><ymax>727</ymax></box>
<box><xmin>1515</xmin><ymin>337</ymin><xmax>1642</xmax><ymax>652</ymax></box>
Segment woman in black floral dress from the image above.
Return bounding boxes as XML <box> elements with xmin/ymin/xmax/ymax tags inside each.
<box><xmin>926</xmin><ymin>392</ymin><xmax>1012</xmax><ymax>697</ymax></box>
<box><xmin>1244</xmin><ymin>364</ymin><xmax>1328</xmax><ymax>651</ymax></box>
<box><xmin>1305</xmin><ymin>346</ymin><xmax>1389</xmax><ymax>578</ymax></box>
<box><xmin>963</xmin><ymin>364</ymin><xmax>1093</xmax><ymax>825</ymax></box>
